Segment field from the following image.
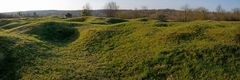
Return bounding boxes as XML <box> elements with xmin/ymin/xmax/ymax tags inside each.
<box><xmin>0</xmin><ymin>17</ymin><xmax>240</xmax><ymax>80</ymax></box>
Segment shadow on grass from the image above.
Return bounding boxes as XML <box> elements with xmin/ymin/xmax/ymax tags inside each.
<box><xmin>0</xmin><ymin>36</ymin><xmax>59</xmax><ymax>80</ymax></box>
<box><xmin>43</xmin><ymin>28</ymin><xmax>80</xmax><ymax>47</ymax></box>
<box><xmin>26</xmin><ymin>21</ymin><xmax>81</xmax><ymax>46</ymax></box>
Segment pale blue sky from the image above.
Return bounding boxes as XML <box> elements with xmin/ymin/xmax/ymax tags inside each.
<box><xmin>0</xmin><ymin>0</ymin><xmax>239</xmax><ymax>12</ymax></box>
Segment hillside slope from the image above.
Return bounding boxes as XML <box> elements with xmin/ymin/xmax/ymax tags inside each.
<box><xmin>0</xmin><ymin>32</ymin><xmax>51</xmax><ymax>80</ymax></box>
<box><xmin>0</xmin><ymin>17</ymin><xmax>240</xmax><ymax>80</ymax></box>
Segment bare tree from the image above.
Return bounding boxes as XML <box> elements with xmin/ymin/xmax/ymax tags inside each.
<box><xmin>81</xmin><ymin>3</ymin><xmax>92</xmax><ymax>16</ymax></box>
<box><xmin>181</xmin><ymin>4</ymin><xmax>192</xmax><ymax>21</ymax></box>
<box><xmin>215</xmin><ymin>5</ymin><xmax>225</xmax><ymax>20</ymax></box>
<box><xmin>216</xmin><ymin>5</ymin><xmax>225</xmax><ymax>13</ymax></box>
<box><xmin>141</xmin><ymin>6</ymin><xmax>148</xmax><ymax>10</ymax></box>
<box><xmin>194</xmin><ymin>7</ymin><xmax>209</xmax><ymax>20</ymax></box>
<box><xmin>17</xmin><ymin>12</ymin><xmax>23</xmax><ymax>17</ymax></box>
<box><xmin>141</xmin><ymin>6</ymin><xmax>149</xmax><ymax>17</ymax></box>
<box><xmin>232</xmin><ymin>8</ymin><xmax>240</xmax><ymax>16</ymax></box>
<box><xmin>33</xmin><ymin>12</ymin><xmax>38</xmax><ymax>17</ymax></box>
<box><xmin>232</xmin><ymin>8</ymin><xmax>240</xmax><ymax>20</ymax></box>
<box><xmin>232</xmin><ymin>8</ymin><xmax>240</xmax><ymax>14</ymax></box>
<box><xmin>104</xmin><ymin>2</ymin><xmax>119</xmax><ymax>17</ymax></box>
<box><xmin>133</xmin><ymin>8</ymin><xmax>141</xmax><ymax>18</ymax></box>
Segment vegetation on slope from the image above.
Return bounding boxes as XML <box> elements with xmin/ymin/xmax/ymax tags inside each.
<box><xmin>91</xmin><ymin>17</ymin><xmax>128</xmax><ymax>24</ymax></box>
<box><xmin>0</xmin><ymin>32</ymin><xmax>51</xmax><ymax>80</ymax></box>
<box><xmin>0</xmin><ymin>17</ymin><xmax>240</xmax><ymax>80</ymax></box>
<box><xmin>68</xmin><ymin>21</ymin><xmax>240</xmax><ymax>79</ymax></box>
<box><xmin>26</xmin><ymin>21</ymin><xmax>79</xmax><ymax>42</ymax></box>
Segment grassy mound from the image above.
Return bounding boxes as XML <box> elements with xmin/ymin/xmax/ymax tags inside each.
<box><xmin>1</xmin><ymin>17</ymin><xmax>240</xmax><ymax>79</ymax></box>
<box><xmin>91</xmin><ymin>18</ymin><xmax>128</xmax><ymax>24</ymax></box>
<box><xmin>1</xmin><ymin>21</ymin><xmax>29</xmax><ymax>29</ymax></box>
<box><xmin>91</xmin><ymin>17</ymin><xmax>108</xmax><ymax>24</ymax></box>
<box><xmin>26</xmin><ymin>21</ymin><xmax>79</xmax><ymax>42</ymax></box>
<box><xmin>167</xmin><ymin>24</ymin><xmax>209</xmax><ymax>43</ymax></box>
<box><xmin>0</xmin><ymin>33</ymin><xmax>49</xmax><ymax>80</ymax></box>
<box><xmin>0</xmin><ymin>19</ymin><xmax>13</xmax><ymax>27</ymax></box>
<box><xmin>140</xmin><ymin>43</ymin><xmax>240</xmax><ymax>79</ymax></box>
<box><xmin>78</xmin><ymin>27</ymin><xmax>130</xmax><ymax>53</ymax></box>
<box><xmin>62</xmin><ymin>21</ymin><xmax>240</xmax><ymax>79</ymax></box>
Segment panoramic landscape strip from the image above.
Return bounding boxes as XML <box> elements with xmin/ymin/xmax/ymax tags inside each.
<box><xmin>0</xmin><ymin>0</ymin><xmax>240</xmax><ymax>80</ymax></box>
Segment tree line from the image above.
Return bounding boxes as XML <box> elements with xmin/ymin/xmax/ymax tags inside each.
<box><xmin>81</xmin><ymin>2</ymin><xmax>240</xmax><ymax>21</ymax></box>
<box><xmin>1</xmin><ymin>2</ymin><xmax>240</xmax><ymax>21</ymax></box>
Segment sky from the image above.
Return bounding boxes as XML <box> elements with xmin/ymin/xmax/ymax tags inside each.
<box><xmin>0</xmin><ymin>0</ymin><xmax>240</xmax><ymax>12</ymax></box>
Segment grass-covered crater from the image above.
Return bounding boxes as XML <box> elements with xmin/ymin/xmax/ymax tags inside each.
<box><xmin>26</xmin><ymin>21</ymin><xmax>79</xmax><ymax>43</ymax></box>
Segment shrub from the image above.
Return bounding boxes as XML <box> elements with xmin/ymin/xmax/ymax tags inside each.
<box><xmin>157</xmin><ymin>15</ymin><xmax>168</xmax><ymax>22</ymax></box>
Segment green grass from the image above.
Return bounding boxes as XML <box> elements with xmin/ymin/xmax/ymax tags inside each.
<box><xmin>0</xmin><ymin>17</ymin><xmax>240</xmax><ymax>80</ymax></box>
<box><xmin>0</xmin><ymin>32</ymin><xmax>51</xmax><ymax>80</ymax></box>
<box><xmin>25</xmin><ymin>21</ymin><xmax>80</xmax><ymax>43</ymax></box>
<box><xmin>65</xmin><ymin>17</ymin><xmax>87</xmax><ymax>22</ymax></box>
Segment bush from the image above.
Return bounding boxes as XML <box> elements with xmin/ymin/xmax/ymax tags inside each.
<box><xmin>157</xmin><ymin>15</ymin><xmax>168</xmax><ymax>22</ymax></box>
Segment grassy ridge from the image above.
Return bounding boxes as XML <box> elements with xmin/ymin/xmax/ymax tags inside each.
<box><xmin>0</xmin><ymin>17</ymin><xmax>240</xmax><ymax>79</ymax></box>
